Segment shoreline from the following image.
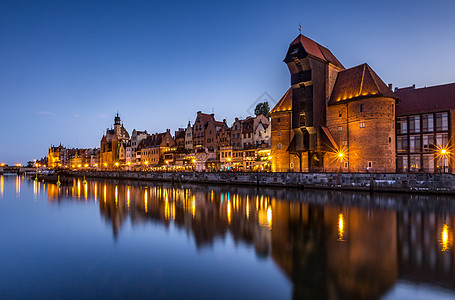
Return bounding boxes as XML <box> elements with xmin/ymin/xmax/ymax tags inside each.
<box><xmin>52</xmin><ymin>170</ymin><xmax>455</xmax><ymax>196</ymax></box>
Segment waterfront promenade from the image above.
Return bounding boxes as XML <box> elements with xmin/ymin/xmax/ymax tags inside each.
<box><xmin>63</xmin><ymin>170</ymin><xmax>455</xmax><ymax>195</ymax></box>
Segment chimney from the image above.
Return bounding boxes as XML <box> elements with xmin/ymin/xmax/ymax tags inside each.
<box><xmin>210</xmin><ymin>113</ymin><xmax>214</xmax><ymax>117</ymax></box>
<box><xmin>197</xmin><ymin>111</ymin><xmax>201</xmax><ymax>114</ymax></box>
<box><xmin>388</xmin><ymin>83</ymin><xmax>392</xmax><ymax>90</ymax></box>
<box><xmin>412</xmin><ymin>84</ymin><xmax>415</xmax><ymax>89</ymax></box>
<box><xmin>394</xmin><ymin>87</ymin><xmax>398</xmax><ymax>92</ymax></box>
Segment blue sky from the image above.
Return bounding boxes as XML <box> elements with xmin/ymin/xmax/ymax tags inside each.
<box><xmin>1</xmin><ymin>0</ymin><xmax>455</xmax><ymax>164</ymax></box>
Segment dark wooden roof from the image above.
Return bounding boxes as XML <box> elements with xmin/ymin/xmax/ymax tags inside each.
<box><xmin>288</xmin><ymin>34</ymin><xmax>344</xmax><ymax>69</ymax></box>
<box><xmin>328</xmin><ymin>63</ymin><xmax>397</xmax><ymax>106</ymax></box>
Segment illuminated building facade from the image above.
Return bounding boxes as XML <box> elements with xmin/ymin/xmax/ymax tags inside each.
<box><xmin>395</xmin><ymin>83</ymin><xmax>455</xmax><ymax>173</ymax></box>
<box><xmin>136</xmin><ymin>130</ymin><xmax>175</xmax><ymax>167</ymax></box>
<box><xmin>100</xmin><ymin>113</ymin><xmax>130</xmax><ymax>168</ymax></box>
<box><xmin>271</xmin><ymin>34</ymin><xmax>397</xmax><ymax>172</ymax></box>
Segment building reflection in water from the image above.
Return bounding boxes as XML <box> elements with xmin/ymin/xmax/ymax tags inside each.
<box><xmin>42</xmin><ymin>178</ymin><xmax>455</xmax><ymax>299</ymax></box>
<box><xmin>0</xmin><ymin>175</ymin><xmax>4</xmax><ymax>198</ymax></box>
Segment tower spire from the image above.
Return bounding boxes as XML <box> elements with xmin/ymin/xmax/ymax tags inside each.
<box><xmin>298</xmin><ymin>23</ymin><xmax>302</xmax><ymax>34</ymax></box>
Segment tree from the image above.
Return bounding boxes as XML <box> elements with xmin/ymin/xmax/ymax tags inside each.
<box><xmin>254</xmin><ymin>101</ymin><xmax>270</xmax><ymax>117</ymax></box>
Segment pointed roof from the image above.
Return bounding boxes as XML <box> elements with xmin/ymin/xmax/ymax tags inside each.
<box><xmin>328</xmin><ymin>63</ymin><xmax>397</xmax><ymax>105</ymax></box>
<box><xmin>287</xmin><ymin>34</ymin><xmax>344</xmax><ymax>69</ymax></box>
<box><xmin>270</xmin><ymin>88</ymin><xmax>292</xmax><ymax>114</ymax></box>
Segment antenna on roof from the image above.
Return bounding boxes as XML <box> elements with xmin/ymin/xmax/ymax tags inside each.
<box><xmin>211</xmin><ymin>107</ymin><xmax>214</xmax><ymax>114</ymax></box>
<box><xmin>298</xmin><ymin>23</ymin><xmax>302</xmax><ymax>34</ymax></box>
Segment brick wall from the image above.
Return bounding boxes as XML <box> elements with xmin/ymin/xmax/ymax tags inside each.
<box><xmin>326</xmin><ymin>97</ymin><xmax>396</xmax><ymax>172</ymax></box>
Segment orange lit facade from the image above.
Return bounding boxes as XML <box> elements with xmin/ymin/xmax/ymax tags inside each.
<box><xmin>100</xmin><ymin>113</ymin><xmax>130</xmax><ymax>168</ymax></box>
<box><xmin>271</xmin><ymin>34</ymin><xmax>397</xmax><ymax>172</ymax></box>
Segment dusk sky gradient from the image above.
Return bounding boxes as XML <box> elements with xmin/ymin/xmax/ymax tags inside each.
<box><xmin>1</xmin><ymin>0</ymin><xmax>455</xmax><ymax>164</ymax></box>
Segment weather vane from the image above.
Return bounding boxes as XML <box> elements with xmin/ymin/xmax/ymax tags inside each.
<box><xmin>299</xmin><ymin>23</ymin><xmax>301</xmax><ymax>34</ymax></box>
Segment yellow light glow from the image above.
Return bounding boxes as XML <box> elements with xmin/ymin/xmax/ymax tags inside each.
<box><xmin>104</xmin><ymin>163</ymin><xmax>107</xmax><ymax>167</ymax></box>
<box><xmin>94</xmin><ymin>183</ymin><xmax>97</xmax><ymax>203</ymax></box>
<box><xmin>192</xmin><ymin>196</ymin><xmax>196</xmax><ymax>219</ymax></box>
<box><xmin>84</xmin><ymin>164</ymin><xmax>89</xmax><ymax>168</ymax></box>
<box><xmin>144</xmin><ymin>189</ymin><xmax>148</xmax><ymax>213</ymax></box>
<box><xmin>441</xmin><ymin>224</ymin><xmax>452</xmax><ymax>252</ymax></box>
<box><xmin>127</xmin><ymin>187</ymin><xmax>130</xmax><ymax>208</ymax></box>
<box><xmin>192</xmin><ymin>159</ymin><xmax>196</xmax><ymax>163</ymax></box>
<box><xmin>115</xmin><ymin>162</ymin><xmax>119</xmax><ymax>167</ymax></box>
<box><xmin>267</xmin><ymin>206</ymin><xmax>272</xmax><ymax>229</ymax></box>
<box><xmin>95</xmin><ymin>163</ymin><xmax>98</xmax><ymax>167</ymax></box>
<box><xmin>337</xmin><ymin>213</ymin><xmax>345</xmax><ymax>242</ymax></box>
<box><xmin>338</xmin><ymin>152</ymin><xmax>344</xmax><ymax>158</ymax></box>
<box><xmin>227</xmin><ymin>201</ymin><xmax>231</xmax><ymax>224</ymax></box>
<box><xmin>145</xmin><ymin>161</ymin><xmax>149</xmax><ymax>165</ymax></box>
<box><xmin>103</xmin><ymin>184</ymin><xmax>106</xmax><ymax>203</ymax></box>
<box><xmin>115</xmin><ymin>185</ymin><xmax>118</xmax><ymax>206</ymax></box>
<box><xmin>127</xmin><ymin>162</ymin><xmax>131</xmax><ymax>165</ymax></box>
<box><xmin>0</xmin><ymin>175</ymin><xmax>3</xmax><ymax>198</ymax></box>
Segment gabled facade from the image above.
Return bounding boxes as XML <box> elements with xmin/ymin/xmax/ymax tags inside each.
<box><xmin>137</xmin><ymin>130</ymin><xmax>175</xmax><ymax>167</ymax></box>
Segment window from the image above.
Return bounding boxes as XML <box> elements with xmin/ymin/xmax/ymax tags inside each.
<box><xmin>344</xmin><ymin>162</ymin><xmax>348</xmax><ymax>168</ymax></box>
<box><xmin>397</xmin><ymin>118</ymin><xmax>407</xmax><ymax>134</ymax></box>
<box><xmin>409</xmin><ymin>155</ymin><xmax>421</xmax><ymax>172</ymax></box>
<box><xmin>423</xmin><ymin>134</ymin><xmax>435</xmax><ymax>151</ymax></box>
<box><xmin>422</xmin><ymin>114</ymin><xmax>434</xmax><ymax>132</ymax></box>
<box><xmin>422</xmin><ymin>154</ymin><xmax>434</xmax><ymax>172</ymax></box>
<box><xmin>436</xmin><ymin>113</ymin><xmax>448</xmax><ymax>131</ymax></box>
<box><xmin>359</xmin><ymin>121</ymin><xmax>365</xmax><ymax>128</ymax></box>
<box><xmin>360</xmin><ymin>104</ymin><xmax>364</xmax><ymax>113</ymax></box>
<box><xmin>397</xmin><ymin>156</ymin><xmax>408</xmax><ymax>172</ymax></box>
<box><xmin>277</xmin><ymin>118</ymin><xmax>281</xmax><ymax>123</ymax></box>
<box><xmin>368</xmin><ymin>161</ymin><xmax>372</xmax><ymax>168</ymax></box>
<box><xmin>277</xmin><ymin>130</ymin><xmax>281</xmax><ymax>136</ymax></box>
<box><xmin>409</xmin><ymin>116</ymin><xmax>420</xmax><ymax>133</ymax></box>
<box><xmin>409</xmin><ymin>135</ymin><xmax>421</xmax><ymax>152</ymax></box>
<box><xmin>436</xmin><ymin>133</ymin><xmax>449</xmax><ymax>147</ymax></box>
<box><xmin>339</xmin><ymin>110</ymin><xmax>342</xmax><ymax>118</ymax></box>
<box><xmin>389</xmin><ymin>137</ymin><xmax>392</xmax><ymax>143</ymax></box>
<box><xmin>338</xmin><ymin>126</ymin><xmax>343</xmax><ymax>132</ymax></box>
<box><xmin>342</xmin><ymin>140</ymin><xmax>347</xmax><ymax>146</ymax></box>
<box><xmin>277</xmin><ymin>144</ymin><xmax>282</xmax><ymax>150</ymax></box>
<box><xmin>397</xmin><ymin>136</ymin><xmax>408</xmax><ymax>152</ymax></box>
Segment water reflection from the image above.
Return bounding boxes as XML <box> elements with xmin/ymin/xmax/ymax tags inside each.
<box><xmin>36</xmin><ymin>178</ymin><xmax>455</xmax><ymax>299</ymax></box>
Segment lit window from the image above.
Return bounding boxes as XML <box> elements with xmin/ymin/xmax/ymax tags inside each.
<box><xmin>338</xmin><ymin>126</ymin><xmax>342</xmax><ymax>132</ymax></box>
<box><xmin>359</xmin><ymin>122</ymin><xmax>365</xmax><ymax>128</ymax></box>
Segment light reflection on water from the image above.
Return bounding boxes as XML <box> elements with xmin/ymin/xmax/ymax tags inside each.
<box><xmin>1</xmin><ymin>174</ymin><xmax>455</xmax><ymax>299</ymax></box>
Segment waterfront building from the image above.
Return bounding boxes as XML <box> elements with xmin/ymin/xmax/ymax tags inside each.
<box><xmin>136</xmin><ymin>130</ymin><xmax>175</xmax><ymax>167</ymax></box>
<box><xmin>128</xmin><ymin>129</ymin><xmax>149</xmax><ymax>165</ymax></box>
<box><xmin>252</xmin><ymin>114</ymin><xmax>270</xmax><ymax>147</ymax></box>
<box><xmin>100</xmin><ymin>113</ymin><xmax>130</xmax><ymax>168</ymax></box>
<box><xmin>271</xmin><ymin>34</ymin><xmax>397</xmax><ymax>173</ymax></box>
<box><xmin>48</xmin><ymin>144</ymin><xmax>67</xmax><ymax>168</ymax></box>
<box><xmin>184</xmin><ymin>121</ymin><xmax>193</xmax><ymax>151</ymax></box>
<box><xmin>216</xmin><ymin>120</ymin><xmax>231</xmax><ymax>149</ymax></box>
<box><xmin>230</xmin><ymin>118</ymin><xmax>242</xmax><ymax>149</ymax></box>
<box><xmin>395</xmin><ymin>83</ymin><xmax>455</xmax><ymax>174</ymax></box>
<box><xmin>174</xmin><ymin>128</ymin><xmax>186</xmax><ymax>149</ymax></box>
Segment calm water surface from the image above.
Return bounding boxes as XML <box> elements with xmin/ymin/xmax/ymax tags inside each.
<box><xmin>1</xmin><ymin>174</ymin><xmax>455</xmax><ymax>299</ymax></box>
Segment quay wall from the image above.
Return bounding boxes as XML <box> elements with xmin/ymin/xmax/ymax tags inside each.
<box><xmin>66</xmin><ymin>171</ymin><xmax>455</xmax><ymax>195</ymax></box>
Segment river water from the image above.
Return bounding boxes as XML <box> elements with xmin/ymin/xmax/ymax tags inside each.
<box><xmin>1</xmin><ymin>174</ymin><xmax>455</xmax><ymax>299</ymax></box>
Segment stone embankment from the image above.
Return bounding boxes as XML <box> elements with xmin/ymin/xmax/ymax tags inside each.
<box><xmin>65</xmin><ymin>171</ymin><xmax>455</xmax><ymax>195</ymax></box>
